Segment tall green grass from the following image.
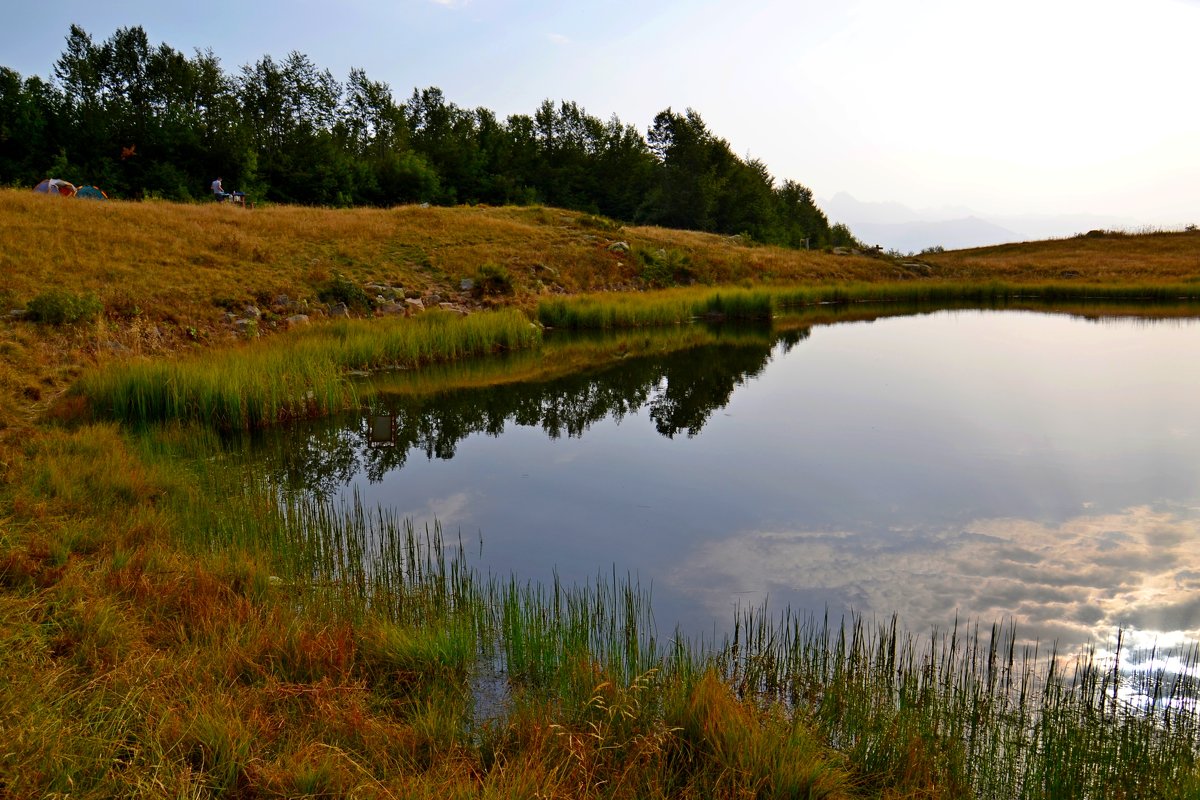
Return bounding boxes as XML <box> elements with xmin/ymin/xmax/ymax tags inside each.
<box><xmin>722</xmin><ymin>606</ymin><xmax>1200</xmax><ymax>799</ymax></box>
<box><xmin>538</xmin><ymin>282</ymin><xmax>1200</xmax><ymax>329</ymax></box>
<box><xmin>79</xmin><ymin>309</ymin><xmax>539</xmax><ymax>429</ymax></box>
<box><xmin>156</xmin><ymin>428</ymin><xmax>1200</xmax><ymax>800</ymax></box>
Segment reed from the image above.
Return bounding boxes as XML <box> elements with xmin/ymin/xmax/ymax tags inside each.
<box><xmin>77</xmin><ymin>309</ymin><xmax>539</xmax><ymax>429</ymax></box>
<box><xmin>722</xmin><ymin>606</ymin><xmax>1200</xmax><ymax>799</ymax></box>
<box><xmin>539</xmin><ymin>282</ymin><xmax>1200</xmax><ymax>329</ymax></box>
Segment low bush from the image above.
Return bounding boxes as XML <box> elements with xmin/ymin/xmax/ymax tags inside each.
<box><xmin>25</xmin><ymin>290</ymin><xmax>104</xmax><ymax>325</ymax></box>
<box><xmin>474</xmin><ymin>263</ymin><xmax>515</xmax><ymax>297</ymax></box>
<box><xmin>317</xmin><ymin>273</ymin><xmax>373</xmax><ymax>313</ymax></box>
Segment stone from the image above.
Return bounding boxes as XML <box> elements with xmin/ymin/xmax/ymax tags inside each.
<box><xmin>243</xmin><ymin>305</ymin><xmax>261</xmax><ymax>320</ymax></box>
<box><xmin>329</xmin><ymin>303</ymin><xmax>350</xmax><ymax>318</ymax></box>
<box><xmin>233</xmin><ymin>318</ymin><xmax>259</xmax><ymax>338</ymax></box>
<box><xmin>460</xmin><ymin>278</ymin><xmax>475</xmax><ymax>291</ymax></box>
<box><xmin>607</xmin><ymin>241</ymin><xmax>630</xmax><ymax>253</ymax></box>
<box><xmin>377</xmin><ymin>302</ymin><xmax>406</xmax><ymax>315</ymax></box>
<box><xmin>285</xmin><ymin>314</ymin><xmax>310</xmax><ymax>328</ymax></box>
<box><xmin>272</xmin><ymin>294</ymin><xmax>290</xmax><ymax>308</ymax></box>
<box><xmin>439</xmin><ymin>302</ymin><xmax>468</xmax><ymax>315</ymax></box>
<box><xmin>425</xmin><ymin>293</ymin><xmax>442</xmax><ymax>305</ymax></box>
<box><xmin>405</xmin><ymin>298</ymin><xmax>425</xmax><ymax>312</ymax></box>
<box><xmin>7</xmin><ymin>309</ymin><xmax>27</xmax><ymax>320</ymax></box>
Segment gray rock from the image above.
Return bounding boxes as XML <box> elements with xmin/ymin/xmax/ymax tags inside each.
<box><xmin>272</xmin><ymin>294</ymin><xmax>290</xmax><ymax>308</ymax></box>
<box><xmin>607</xmin><ymin>241</ymin><xmax>630</xmax><ymax>253</ymax></box>
<box><xmin>425</xmin><ymin>294</ymin><xmax>442</xmax><ymax>305</ymax></box>
<box><xmin>329</xmin><ymin>303</ymin><xmax>350</xmax><ymax>318</ymax></box>
<box><xmin>223</xmin><ymin>312</ymin><xmax>237</xmax><ymax>323</ymax></box>
<box><xmin>243</xmin><ymin>305</ymin><xmax>261</xmax><ymax>320</ymax></box>
<box><xmin>233</xmin><ymin>318</ymin><xmax>259</xmax><ymax>337</ymax></box>
<box><xmin>405</xmin><ymin>298</ymin><xmax>425</xmax><ymax>312</ymax></box>
<box><xmin>439</xmin><ymin>302</ymin><xmax>468</xmax><ymax>315</ymax></box>
<box><xmin>7</xmin><ymin>309</ymin><xmax>27</xmax><ymax>320</ymax></box>
<box><xmin>378</xmin><ymin>302</ymin><xmax>406</xmax><ymax>315</ymax></box>
<box><xmin>285</xmin><ymin>314</ymin><xmax>310</xmax><ymax>328</ymax></box>
<box><xmin>459</xmin><ymin>278</ymin><xmax>475</xmax><ymax>291</ymax></box>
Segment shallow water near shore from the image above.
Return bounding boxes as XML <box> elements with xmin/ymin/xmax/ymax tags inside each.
<box><xmin>237</xmin><ymin>308</ymin><xmax>1200</xmax><ymax>663</ymax></box>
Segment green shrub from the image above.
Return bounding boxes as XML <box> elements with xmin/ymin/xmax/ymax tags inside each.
<box><xmin>317</xmin><ymin>273</ymin><xmax>373</xmax><ymax>312</ymax></box>
<box><xmin>474</xmin><ymin>263</ymin><xmax>515</xmax><ymax>297</ymax></box>
<box><xmin>637</xmin><ymin>247</ymin><xmax>694</xmax><ymax>288</ymax></box>
<box><xmin>25</xmin><ymin>290</ymin><xmax>103</xmax><ymax>325</ymax></box>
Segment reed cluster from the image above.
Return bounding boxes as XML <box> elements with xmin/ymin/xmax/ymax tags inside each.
<box><xmin>77</xmin><ymin>309</ymin><xmax>539</xmax><ymax>428</ymax></box>
<box><xmin>538</xmin><ymin>283</ymin><xmax>1200</xmax><ymax>329</ymax></box>
<box><xmin>151</xmin><ymin>444</ymin><xmax>1200</xmax><ymax>798</ymax></box>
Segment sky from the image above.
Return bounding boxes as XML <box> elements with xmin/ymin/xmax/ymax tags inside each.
<box><xmin>4</xmin><ymin>0</ymin><xmax>1200</xmax><ymax>230</ymax></box>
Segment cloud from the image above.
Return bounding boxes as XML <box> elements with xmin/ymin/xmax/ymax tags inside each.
<box><xmin>667</xmin><ymin>505</ymin><xmax>1200</xmax><ymax>651</ymax></box>
<box><xmin>547</xmin><ymin>33</ymin><xmax>571</xmax><ymax>45</ymax></box>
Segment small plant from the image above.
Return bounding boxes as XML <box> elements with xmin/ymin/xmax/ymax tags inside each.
<box><xmin>474</xmin><ymin>263</ymin><xmax>515</xmax><ymax>297</ymax></box>
<box><xmin>25</xmin><ymin>290</ymin><xmax>103</xmax><ymax>325</ymax></box>
<box><xmin>637</xmin><ymin>247</ymin><xmax>694</xmax><ymax>288</ymax></box>
<box><xmin>105</xmin><ymin>290</ymin><xmax>143</xmax><ymax>320</ymax></box>
<box><xmin>317</xmin><ymin>273</ymin><xmax>374</xmax><ymax>312</ymax></box>
<box><xmin>577</xmin><ymin>214</ymin><xmax>623</xmax><ymax>233</ymax></box>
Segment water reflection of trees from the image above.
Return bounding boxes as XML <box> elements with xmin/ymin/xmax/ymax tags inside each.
<box><xmin>254</xmin><ymin>335</ymin><xmax>803</xmax><ymax>497</ymax></box>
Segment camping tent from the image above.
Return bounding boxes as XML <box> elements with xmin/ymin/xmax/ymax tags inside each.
<box><xmin>33</xmin><ymin>178</ymin><xmax>77</xmax><ymax>197</ymax></box>
<box><xmin>75</xmin><ymin>185</ymin><xmax>108</xmax><ymax>200</ymax></box>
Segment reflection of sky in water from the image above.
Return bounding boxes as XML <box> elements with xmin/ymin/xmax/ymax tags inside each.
<box><xmin>266</xmin><ymin>311</ymin><xmax>1200</xmax><ymax>651</ymax></box>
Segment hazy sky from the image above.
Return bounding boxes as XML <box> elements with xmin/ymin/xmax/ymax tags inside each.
<box><xmin>4</xmin><ymin>0</ymin><xmax>1199</xmax><ymax>226</ymax></box>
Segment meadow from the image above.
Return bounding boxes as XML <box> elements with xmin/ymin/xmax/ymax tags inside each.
<box><xmin>2</xmin><ymin>189</ymin><xmax>1199</xmax><ymax>797</ymax></box>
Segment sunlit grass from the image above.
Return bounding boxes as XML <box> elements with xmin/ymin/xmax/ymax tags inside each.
<box><xmin>77</xmin><ymin>309</ymin><xmax>539</xmax><ymax>428</ymax></box>
<box><xmin>539</xmin><ymin>282</ymin><xmax>1200</xmax><ymax>329</ymax></box>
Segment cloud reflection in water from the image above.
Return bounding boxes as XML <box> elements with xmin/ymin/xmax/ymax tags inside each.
<box><xmin>668</xmin><ymin>504</ymin><xmax>1200</xmax><ymax>650</ymax></box>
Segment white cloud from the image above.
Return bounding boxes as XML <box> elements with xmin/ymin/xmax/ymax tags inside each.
<box><xmin>547</xmin><ymin>32</ymin><xmax>571</xmax><ymax>45</ymax></box>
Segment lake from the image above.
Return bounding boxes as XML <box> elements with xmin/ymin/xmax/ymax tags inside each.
<box><xmin>240</xmin><ymin>308</ymin><xmax>1200</xmax><ymax>663</ymax></box>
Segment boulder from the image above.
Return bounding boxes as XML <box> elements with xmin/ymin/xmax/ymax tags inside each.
<box><xmin>329</xmin><ymin>303</ymin><xmax>351</xmax><ymax>318</ymax></box>
<box><xmin>285</xmin><ymin>314</ymin><xmax>310</xmax><ymax>328</ymax></box>
<box><xmin>607</xmin><ymin>241</ymin><xmax>630</xmax><ymax>253</ymax></box>
<box><xmin>405</xmin><ymin>298</ymin><xmax>425</xmax><ymax>312</ymax></box>
<box><xmin>243</xmin><ymin>305</ymin><xmax>262</xmax><ymax>320</ymax></box>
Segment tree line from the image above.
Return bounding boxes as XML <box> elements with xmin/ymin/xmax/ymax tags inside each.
<box><xmin>0</xmin><ymin>25</ymin><xmax>856</xmax><ymax>248</ymax></box>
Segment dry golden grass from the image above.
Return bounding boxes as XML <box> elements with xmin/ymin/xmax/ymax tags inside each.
<box><xmin>922</xmin><ymin>229</ymin><xmax>1200</xmax><ymax>283</ymax></box>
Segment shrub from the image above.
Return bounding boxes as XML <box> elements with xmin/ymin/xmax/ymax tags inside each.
<box><xmin>317</xmin><ymin>273</ymin><xmax>373</xmax><ymax>312</ymax></box>
<box><xmin>25</xmin><ymin>290</ymin><xmax>103</xmax><ymax>325</ymax></box>
<box><xmin>637</xmin><ymin>247</ymin><xmax>694</xmax><ymax>288</ymax></box>
<box><xmin>474</xmin><ymin>263</ymin><xmax>515</xmax><ymax>297</ymax></box>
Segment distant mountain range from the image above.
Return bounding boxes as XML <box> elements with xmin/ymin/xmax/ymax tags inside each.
<box><xmin>823</xmin><ymin>193</ymin><xmax>1137</xmax><ymax>253</ymax></box>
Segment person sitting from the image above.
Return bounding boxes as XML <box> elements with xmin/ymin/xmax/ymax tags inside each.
<box><xmin>211</xmin><ymin>177</ymin><xmax>230</xmax><ymax>201</ymax></box>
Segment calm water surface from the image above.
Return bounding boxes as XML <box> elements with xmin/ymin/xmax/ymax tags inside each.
<box><xmin>246</xmin><ymin>310</ymin><xmax>1200</xmax><ymax>656</ymax></box>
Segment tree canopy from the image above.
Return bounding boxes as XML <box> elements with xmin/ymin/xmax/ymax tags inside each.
<box><xmin>0</xmin><ymin>25</ymin><xmax>856</xmax><ymax>248</ymax></box>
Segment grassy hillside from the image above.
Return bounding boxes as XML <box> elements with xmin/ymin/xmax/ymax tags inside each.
<box><xmin>2</xmin><ymin>190</ymin><xmax>1199</xmax><ymax>797</ymax></box>
<box><xmin>5</xmin><ymin>188</ymin><xmax>1200</xmax><ymax>433</ymax></box>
